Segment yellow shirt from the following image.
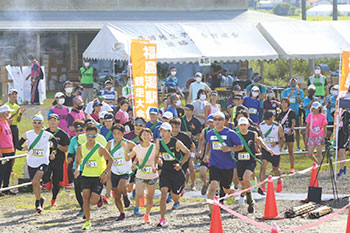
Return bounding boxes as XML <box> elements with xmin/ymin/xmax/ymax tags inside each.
<box><xmin>5</xmin><ymin>102</ymin><xmax>20</xmax><ymax>126</ymax></box>
<box><xmin>81</xmin><ymin>143</ymin><xmax>106</xmax><ymax>177</ymax></box>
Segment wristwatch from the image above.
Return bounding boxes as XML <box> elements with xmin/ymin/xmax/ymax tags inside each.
<box><xmin>103</xmin><ymin>171</ymin><xmax>109</xmax><ymax>175</ymax></box>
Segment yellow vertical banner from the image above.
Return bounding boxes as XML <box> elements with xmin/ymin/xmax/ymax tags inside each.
<box><xmin>130</xmin><ymin>39</ymin><xmax>158</xmax><ymax>121</ymax></box>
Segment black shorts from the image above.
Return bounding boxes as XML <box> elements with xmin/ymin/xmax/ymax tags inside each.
<box><xmin>236</xmin><ymin>162</ymin><xmax>256</xmax><ymax>181</ymax></box>
<box><xmin>200</xmin><ymin>160</ymin><xmax>209</xmax><ymax>169</ymax></box>
<box><xmin>338</xmin><ymin>132</ymin><xmax>349</xmax><ymax>149</ymax></box>
<box><xmin>159</xmin><ymin>170</ymin><xmax>185</xmax><ymax>195</ymax></box>
<box><xmin>80</xmin><ymin>176</ymin><xmax>103</xmax><ymax>195</ymax></box>
<box><xmin>284</xmin><ymin>133</ymin><xmax>295</xmax><ymax>143</ymax></box>
<box><xmin>28</xmin><ymin>164</ymin><xmax>48</xmax><ymax>180</ymax></box>
<box><xmin>182</xmin><ymin>161</ymin><xmax>189</xmax><ymax>172</ymax></box>
<box><xmin>10</xmin><ymin>125</ymin><xmax>19</xmax><ymax>148</ymax></box>
<box><xmin>111</xmin><ymin>173</ymin><xmax>129</xmax><ymax>188</ymax></box>
<box><xmin>209</xmin><ymin>165</ymin><xmax>233</xmax><ymax>189</ymax></box>
<box><xmin>129</xmin><ymin>172</ymin><xmax>136</xmax><ymax>183</ymax></box>
<box><xmin>262</xmin><ymin>149</ymin><xmax>280</xmax><ymax>168</ymax></box>
<box><xmin>327</xmin><ymin>122</ymin><xmax>334</xmax><ymax>132</ymax></box>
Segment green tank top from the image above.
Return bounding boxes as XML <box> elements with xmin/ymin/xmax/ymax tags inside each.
<box><xmin>308</xmin><ymin>75</ymin><xmax>326</xmax><ymax>97</ymax></box>
<box><xmin>81</xmin><ymin>143</ymin><xmax>106</xmax><ymax>177</ymax></box>
<box><xmin>80</xmin><ymin>67</ymin><xmax>94</xmax><ymax>85</ymax></box>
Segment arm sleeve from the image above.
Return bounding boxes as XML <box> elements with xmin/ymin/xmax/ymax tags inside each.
<box><xmin>50</xmin><ymin>136</ymin><xmax>58</xmax><ymax>150</ymax></box>
<box><xmin>16</xmin><ymin>137</ymin><xmax>26</xmax><ymax>150</ymax></box>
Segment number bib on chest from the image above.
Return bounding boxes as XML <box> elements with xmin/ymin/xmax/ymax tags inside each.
<box><xmin>162</xmin><ymin>153</ymin><xmax>175</xmax><ymax>161</ymax></box>
<box><xmin>238</xmin><ymin>152</ymin><xmax>250</xmax><ymax>160</ymax></box>
<box><xmin>85</xmin><ymin>161</ymin><xmax>97</xmax><ymax>168</ymax></box>
<box><xmin>284</xmin><ymin>127</ymin><xmax>291</xmax><ymax>134</ymax></box>
<box><xmin>264</xmin><ymin>137</ymin><xmax>275</xmax><ymax>144</ymax></box>
<box><xmin>32</xmin><ymin>149</ymin><xmax>44</xmax><ymax>157</ymax></box>
<box><xmin>113</xmin><ymin>158</ymin><xmax>123</xmax><ymax>166</ymax></box>
<box><xmin>140</xmin><ymin>165</ymin><xmax>153</xmax><ymax>174</ymax></box>
<box><xmin>212</xmin><ymin>141</ymin><xmax>223</xmax><ymax>150</ymax></box>
<box><xmin>248</xmin><ymin>108</ymin><xmax>257</xmax><ymax>115</ymax></box>
<box><xmin>290</xmin><ymin>97</ymin><xmax>296</xmax><ymax>104</ymax></box>
<box><xmin>312</xmin><ymin>126</ymin><xmax>320</xmax><ymax>133</ymax></box>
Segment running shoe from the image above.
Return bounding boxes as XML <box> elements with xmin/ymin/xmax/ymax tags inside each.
<box><xmin>172</xmin><ymin>202</ymin><xmax>180</xmax><ymax>210</ymax></box>
<box><xmin>157</xmin><ymin>218</ymin><xmax>166</xmax><ymax>227</ymax></box>
<box><xmin>201</xmin><ymin>184</ymin><xmax>208</xmax><ymax>196</ymax></box>
<box><xmin>97</xmin><ymin>196</ymin><xmax>103</xmax><ymax>208</ymax></box>
<box><xmin>134</xmin><ymin>207</ymin><xmax>140</xmax><ymax>215</ymax></box>
<box><xmin>35</xmin><ymin>206</ymin><xmax>43</xmax><ymax>214</ymax></box>
<box><xmin>246</xmin><ymin>192</ymin><xmax>255</xmax><ymax>213</ymax></box>
<box><xmin>289</xmin><ymin>168</ymin><xmax>295</xmax><ymax>174</ymax></box>
<box><xmin>46</xmin><ymin>181</ymin><xmax>52</xmax><ymax>191</ymax></box>
<box><xmin>276</xmin><ymin>179</ymin><xmax>283</xmax><ymax>193</ymax></box>
<box><xmin>103</xmin><ymin>196</ymin><xmax>109</xmax><ymax>205</ymax></box>
<box><xmin>239</xmin><ymin>195</ymin><xmax>244</xmax><ymax>207</ymax></box>
<box><xmin>123</xmin><ymin>195</ymin><xmax>130</xmax><ymax>208</ymax></box>
<box><xmin>116</xmin><ymin>213</ymin><xmax>125</xmax><ymax>221</ymax></box>
<box><xmin>190</xmin><ymin>183</ymin><xmax>196</xmax><ymax>191</ymax></box>
<box><xmin>40</xmin><ymin>197</ymin><xmax>46</xmax><ymax>210</ymax></box>
<box><xmin>82</xmin><ymin>220</ymin><xmax>91</xmax><ymax>230</ymax></box>
<box><xmin>77</xmin><ymin>210</ymin><xmax>84</xmax><ymax>216</ymax></box>
<box><xmin>257</xmin><ymin>187</ymin><xmax>265</xmax><ymax>196</ymax></box>
<box><xmin>248</xmin><ymin>202</ymin><xmax>255</xmax><ymax>214</ymax></box>
<box><xmin>144</xmin><ymin>214</ymin><xmax>150</xmax><ymax>223</ymax></box>
<box><xmin>251</xmin><ymin>178</ymin><xmax>257</xmax><ymax>192</ymax></box>
<box><xmin>51</xmin><ymin>200</ymin><xmax>57</xmax><ymax>207</ymax></box>
<box><xmin>283</xmin><ymin>146</ymin><xmax>288</xmax><ymax>152</ymax></box>
<box><xmin>337</xmin><ymin>168</ymin><xmax>344</xmax><ymax>177</ymax></box>
<box><xmin>166</xmin><ymin>194</ymin><xmax>172</xmax><ymax>203</ymax></box>
<box><xmin>296</xmin><ymin>147</ymin><xmax>301</xmax><ymax>152</ymax></box>
<box><xmin>226</xmin><ymin>195</ymin><xmax>235</xmax><ymax>205</ymax></box>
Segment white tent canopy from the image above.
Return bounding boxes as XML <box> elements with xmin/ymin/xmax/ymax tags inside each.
<box><xmin>181</xmin><ymin>23</ymin><xmax>278</xmax><ymax>62</ymax></box>
<box><xmin>257</xmin><ymin>21</ymin><xmax>350</xmax><ymax>59</ymax></box>
<box><xmin>329</xmin><ymin>21</ymin><xmax>350</xmax><ymax>49</ymax></box>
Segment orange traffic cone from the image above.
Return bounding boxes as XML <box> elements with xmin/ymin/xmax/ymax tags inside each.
<box><xmin>261</xmin><ymin>176</ymin><xmax>281</xmax><ymax>220</ymax></box>
<box><xmin>271</xmin><ymin>224</ymin><xmax>279</xmax><ymax>233</ymax></box>
<box><xmin>210</xmin><ymin>197</ymin><xmax>223</xmax><ymax>233</ymax></box>
<box><xmin>62</xmin><ymin>158</ymin><xmax>72</xmax><ymax>188</ymax></box>
<box><xmin>309</xmin><ymin>163</ymin><xmax>319</xmax><ymax>187</ymax></box>
<box><xmin>346</xmin><ymin>205</ymin><xmax>350</xmax><ymax>233</ymax></box>
<box><xmin>139</xmin><ymin>195</ymin><xmax>145</xmax><ymax>207</ymax></box>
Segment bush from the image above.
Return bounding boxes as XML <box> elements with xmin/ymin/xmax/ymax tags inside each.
<box><xmin>273</xmin><ymin>2</ymin><xmax>297</xmax><ymax>16</ymax></box>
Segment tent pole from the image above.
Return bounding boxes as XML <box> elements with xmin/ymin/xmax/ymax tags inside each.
<box><xmin>308</xmin><ymin>58</ymin><xmax>314</xmax><ymax>73</ymax></box>
<box><xmin>260</xmin><ymin>60</ymin><xmax>264</xmax><ymax>78</ymax></box>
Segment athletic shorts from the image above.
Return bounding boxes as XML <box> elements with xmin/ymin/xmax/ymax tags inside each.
<box><xmin>200</xmin><ymin>160</ymin><xmax>209</xmax><ymax>169</ymax></box>
<box><xmin>327</xmin><ymin>122</ymin><xmax>334</xmax><ymax>132</ymax></box>
<box><xmin>129</xmin><ymin>172</ymin><xmax>136</xmax><ymax>183</ymax></box>
<box><xmin>111</xmin><ymin>173</ymin><xmax>129</xmax><ymax>188</ymax></box>
<box><xmin>80</xmin><ymin>176</ymin><xmax>103</xmax><ymax>195</ymax></box>
<box><xmin>182</xmin><ymin>161</ymin><xmax>189</xmax><ymax>172</ymax></box>
<box><xmin>135</xmin><ymin>177</ymin><xmax>158</xmax><ymax>186</ymax></box>
<box><xmin>28</xmin><ymin>164</ymin><xmax>48</xmax><ymax>180</ymax></box>
<box><xmin>159</xmin><ymin>170</ymin><xmax>185</xmax><ymax>195</ymax></box>
<box><xmin>261</xmin><ymin>149</ymin><xmax>280</xmax><ymax>168</ymax></box>
<box><xmin>209</xmin><ymin>165</ymin><xmax>233</xmax><ymax>189</ymax></box>
<box><xmin>236</xmin><ymin>162</ymin><xmax>256</xmax><ymax>181</ymax></box>
<box><xmin>284</xmin><ymin>133</ymin><xmax>295</xmax><ymax>143</ymax></box>
<box><xmin>338</xmin><ymin>132</ymin><xmax>349</xmax><ymax>149</ymax></box>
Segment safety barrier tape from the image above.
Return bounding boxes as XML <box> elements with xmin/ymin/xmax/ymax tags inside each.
<box><xmin>0</xmin><ymin>154</ymin><xmax>27</xmax><ymax>162</ymax></box>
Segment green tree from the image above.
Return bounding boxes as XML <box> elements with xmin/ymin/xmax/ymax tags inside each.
<box><xmin>273</xmin><ymin>2</ymin><xmax>297</xmax><ymax>16</ymax></box>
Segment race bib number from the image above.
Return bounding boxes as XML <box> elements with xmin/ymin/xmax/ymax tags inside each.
<box><xmin>113</xmin><ymin>158</ymin><xmax>123</xmax><ymax>166</ymax></box>
<box><xmin>162</xmin><ymin>153</ymin><xmax>175</xmax><ymax>161</ymax></box>
<box><xmin>284</xmin><ymin>127</ymin><xmax>291</xmax><ymax>134</ymax></box>
<box><xmin>141</xmin><ymin>165</ymin><xmax>153</xmax><ymax>174</ymax></box>
<box><xmin>212</xmin><ymin>141</ymin><xmax>223</xmax><ymax>150</ymax></box>
<box><xmin>32</xmin><ymin>149</ymin><xmax>44</xmax><ymax>157</ymax></box>
<box><xmin>312</xmin><ymin>126</ymin><xmax>320</xmax><ymax>133</ymax></box>
<box><xmin>85</xmin><ymin>161</ymin><xmax>97</xmax><ymax>168</ymax></box>
<box><xmin>248</xmin><ymin>108</ymin><xmax>257</xmax><ymax>115</ymax></box>
<box><xmin>290</xmin><ymin>97</ymin><xmax>296</xmax><ymax>104</ymax></box>
<box><xmin>264</xmin><ymin>137</ymin><xmax>275</xmax><ymax>144</ymax></box>
<box><xmin>238</xmin><ymin>152</ymin><xmax>250</xmax><ymax>160</ymax></box>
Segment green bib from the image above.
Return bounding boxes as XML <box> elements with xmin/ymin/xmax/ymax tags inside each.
<box><xmin>80</xmin><ymin>67</ymin><xmax>94</xmax><ymax>84</ymax></box>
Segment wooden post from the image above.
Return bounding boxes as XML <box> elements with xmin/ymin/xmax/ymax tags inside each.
<box><xmin>69</xmin><ymin>32</ymin><xmax>78</xmax><ymax>71</ymax></box>
<box><xmin>289</xmin><ymin>59</ymin><xmax>293</xmax><ymax>78</ymax></box>
<box><xmin>260</xmin><ymin>60</ymin><xmax>264</xmax><ymax>78</ymax></box>
<box><xmin>1</xmin><ymin>67</ymin><xmax>9</xmax><ymax>104</ymax></box>
<box><xmin>36</xmin><ymin>33</ymin><xmax>40</xmax><ymax>60</ymax></box>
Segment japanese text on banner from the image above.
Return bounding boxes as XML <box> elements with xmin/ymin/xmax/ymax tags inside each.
<box><xmin>131</xmin><ymin>40</ymin><xmax>158</xmax><ymax>121</ymax></box>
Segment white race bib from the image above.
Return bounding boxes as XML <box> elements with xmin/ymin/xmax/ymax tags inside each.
<box><xmin>212</xmin><ymin>141</ymin><xmax>223</xmax><ymax>150</ymax></box>
<box><xmin>141</xmin><ymin>165</ymin><xmax>153</xmax><ymax>174</ymax></box>
<box><xmin>85</xmin><ymin>161</ymin><xmax>97</xmax><ymax>168</ymax></box>
<box><xmin>290</xmin><ymin>97</ymin><xmax>296</xmax><ymax>104</ymax></box>
<box><xmin>238</xmin><ymin>152</ymin><xmax>250</xmax><ymax>160</ymax></box>
<box><xmin>248</xmin><ymin>108</ymin><xmax>257</xmax><ymax>115</ymax></box>
<box><xmin>312</xmin><ymin>126</ymin><xmax>320</xmax><ymax>133</ymax></box>
<box><xmin>113</xmin><ymin>158</ymin><xmax>123</xmax><ymax>166</ymax></box>
<box><xmin>32</xmin><ymin>149</ymin><xmax>44</xmax><ymax>157</ymax></box>
<box><xmin>162</xmin><ymin>153</ymin><xmax>174</xmax><ymax>161</ymax></box>
<box><xmin>265</xmin><ymin>137</ymin><xmax>275</xmax><ymax>144</ymax></box>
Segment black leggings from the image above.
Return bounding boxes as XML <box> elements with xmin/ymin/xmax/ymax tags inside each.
<box><xmin>74</xmin><ymin>172</ymin><xmax>83</xmax><ymax>210</ymax></box>
<box><xmin>0</xmin><ymin>153</ymin><xmax>15</xmax><ymax>188</ymax></box>
<box><xmin>43</xmin><ymin>159</ymin><xmax>63</xmax><ymax>200</ymax></box>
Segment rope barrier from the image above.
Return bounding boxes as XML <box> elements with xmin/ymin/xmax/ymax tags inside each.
<box><xmin>0</xmin><ymin>154</ymin><xmax>27</xmax><ymax>162</ymax></box>
<box><xmin>0</xmin><ymin>182</ymin><xmax>32</xmax><ymax>192</ymax></box>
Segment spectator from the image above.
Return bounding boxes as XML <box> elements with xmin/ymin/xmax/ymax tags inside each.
<box><xmin>303</xmin><ymin>85</ymin><xmax>324</xmax><ymax>122</ymax></box>
<box><xmin>246</xmin><ymin>73</ymin><xmax>266</xmax><ymax>121</ymax></box>
<box><xmin>85</xmin><ymin>91</ymin><xmax>113</xmax><ymax>115</ymax></box>
<box><xmin>263</xmin><ymin>88</ymin><xmax>280</xmax><ymax>116</ymax></box>
<box><xmin>167</xmin><ymin>94</ymin><xmax>180</xmax><ymax>118</ymax></box>
<box><xmin>103</xmin><ymin>80</ymin><xmax>118</xmax><ymax>109</ymax></box>
<box><xmin>210</xmin><ymin>61</ymin><xmax>223</xmax><ymax>89</ymax></box>
<box><xmin>307</xmin><ymin>65</ymin><xmax>328</xmax><ymax>98</ymax></box>
<box><xmin>152</xmin><ymin>111</ymin><xmax>173</xmax><ymax>139</ymax></box>
<box><xmin>227</xmin><ymin>94</ymin><xmax>248</xmax><ymax>122</ymax></box>
<box><xmin>115</xmin><ymin>100</ymin><xmax>129</xmax><ymax>125</ymax></box>
<box><xmin>188</xmin><ymin>72</ymin><xmax>211</xmax><ymax>103</ymax></box>
<box><xmin>227</xmin><ymin>85</ymin><xmax>242</xmax><ymax>107</ymax></box>
<box><xmin>79</xmin><ymin>59</ymin><xmax>97</xmax><ymax>104</ymax></box>
<box><xmin>281</xmin><ymin>78</ymin><xmax>304</xmax><ymax>151</ymax></box>
<box><xmin>48</xmin><ymin>92</ymin><xmax>70</xmax><ymax>133</ymax></box>
<box><xmin>193</xmin><ymin>89</ymin><xmax>208</xmax><ymax>126</ymax></box>
<box><xmin>326</xmin><ymin>85</ymin><xmax>338</xmax><ymax>138</ymax></box>
<box><xmin>145</xmin><ymin>108</ymin><xmax>162</xmax><ymax>135</ymax></box>
<box><xmin>52</xmin><ymin>81</ymin><xmax>75</xmax><ymax>107</ymax></box>
<box><xmin>204</xmin><ymin>91</ymin><xmax>221</xmax><ymax>126</ymax></box>
<box><xmin>90</xmin><ymin>101</ymin><xmax>102</xmax><ymax>122</ymax></box>
<box><xmin>181</xmin><ymin>104</ymin><xmax>202</xmax><ymax>141</ymax></box>
<box><xmin>122</xmin><ymin>77</ymin><xmax>133</xmax><ymax>100</ymax></box>
<box><xmin>161</xmin><ymin>67</ymin><xmax>184</xmax><ymax>102</ymax></box>
<box><xmin>25</xmin><ymin>55</ymin><xmax>42</xmax><ymax>105</ymax></box>
<box><xmin>306</xmin><ymin>102</ymin><xmax>327</xmax><ymax>165</ymax></box>
<box><xmin>243</xmin><ymin>86</ymin><xmax>260</xmax><ymax>124</ymax></box>
<box><xmin>67</xmin><ymin>97</ymin><xmax>86</xmax><ymax>137</ymax></box>
<box><xmin>73</xmin><ymin>85</ymin><xmax>84</xmax><ymax>98</ymax></box>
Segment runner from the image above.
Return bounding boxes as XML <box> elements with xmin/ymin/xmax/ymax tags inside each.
<box><xmin>153</xmin><ymin>111</ymin><xmax>173</xmax><ymax>139</ymax></box>
<box><xmin>145</xmin><ymin>108</ymin><xmax>162</xmax><ymax>136</ymax></box>
<box><xmin>125</xmin><ymin>128</ymin><xmax>158</xmax><ymax>223</ymax></box>
<box><xmin>203</xmin><ymin>112</ymin><xmax>243</xmax><ymax>214</ymax></box>
<box><xmin>243</xmin><ymin>86</ymin><xmax>260</xmax><ymax>124</ymax></box>
<box><xmin>154</xmin><ymin>122</ymin><xmax>191</xmax><ymax>227</ymax></box>
<box><xmin>43</xmin><ymin>114</ymin><xmax>70</xmax><ymax>206</ymax></box>
<box><xmin>106</xmin><ymin>124</ymin><xmax>134</xmax><ymax>221</ymax></box>
<box><xmin>48</xmin><ymin>92</ymin><xmax>70</xmax><ymax>133</ymax></box>
<box><xmin>258</xmin><ymin>112</ymin><xmax>285</xmax><ymax>195</ymax></box>
<box><xmin>197</xmin><ymin>115</ymin><xmax>214</xmax><ymax>195</ymax></box>
<box><xmin>74</xmin><ymin>125</ymin><xmax>113</xmax><ymax>230</ymax></box>
<box><xmin>16</xmin><ymin>113</ymin><xmax>58</xmax><ymax>213</ymax></box>
<box><xmin>234</xmin><ymin>117</ymin><xmax>273</xmax><ymax>213</ymax></box>
<box><xmin>337</xmin><ymin>109</ymin><xmax>350</xmax><ymax>176</ymax></box>
<box><xmin>100</xmin><ymin>113</ymin><xmax>114</xmax><ymax>141</ymax></box>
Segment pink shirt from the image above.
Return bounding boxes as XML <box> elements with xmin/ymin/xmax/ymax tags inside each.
<box><xmin>115</xmin><ymin>109</ymin><xmax>129</xmax><ymax>125</ymax></box>
<box><xmin>0</xmin><ymin>118</ymin><xmax>14</xmax><ymax>153</ymax></box>
<box><xmin>306</xmin><ymin>113</ymin><xmax>327</xmax><ymax>137</ymax></box>
<box><xmin>133</xmin><ymin>143</ymin><xmax>158</xmax><ymax>180</ymax></box>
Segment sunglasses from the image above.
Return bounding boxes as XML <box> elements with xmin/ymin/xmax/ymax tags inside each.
<box><xmin>33</xmin><ymin>121</ymin><xmax>42</xmax><ymax>124</ymax></box>
<box><xmin>75</xmin><ymin>128</ymin><xmax>84</xmax><ymax>133</ymax></box>
<box><xmin>86</xmin><ymin>134</ymin><xmax>97</xmax><ymax>138</ymax></box>
<box><xmin>135</xmin><ymin>124</ymin><xmax>145</xmax><ymax>127</ymax></box>
<box><xmin>213</xmin><ymin>118</ymin><xmax>224</xmax><ymax>121</ymax></box>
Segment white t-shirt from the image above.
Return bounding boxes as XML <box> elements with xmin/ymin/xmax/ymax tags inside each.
<box><xmin>26</xmin><ymin>130</ymin><xmax>52</xmax><ymax>168</ymax></box>
<box><xmin>259</xmin><ymin>122</ymin><xmax>281</xmax><ymax>155</ymax></box>
<box><xmin>110</xmin><ymin>140</ymin><xmax>132</xmax><ymax>175</ymax></box>
<box><xmin>85</xmin><ymin>100</ymin><xmax>113</xmax><ymax>114</ymax></box>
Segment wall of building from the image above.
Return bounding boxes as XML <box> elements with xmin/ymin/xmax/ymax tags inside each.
<box><xmin>1</xmin><ymin>0</ymin><xmax>248</xmax><ymax>11</ymax></box>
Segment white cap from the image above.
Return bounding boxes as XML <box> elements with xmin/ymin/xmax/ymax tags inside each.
<box><xmin>8</xmin><ymin>89</ymin><xmax>18</xmax><ymax>95</ymax></box>
<box><xmin>55</xmin><ymin>92</ymin><xmax>65</xmax><ymax>98</ymax></box>
<box><xmin>251</xmin><ymin>86</ymin><xmax>260</xmax><ymax>91</ymax></box>
<box><xmin>213</xmin><ymin>111</ymin><xmax>225</xmax><ymax>119</ymax></box>
<box><xmin>238</xmin><ymin>117</ymin><xmax>249</xmax><ymax>126</ymax></box>
<box><xmin>32</xmin><ymin>112</ymin><xmax>44</xmax><ymax>122</ymax></box>
<box><xmin>308</xmin><ymin>85</ymin><xmax>316</xmax><ymax>90</ymax></box>
<box><xmin>162</xmin><ymin>111</ymin><xmax>173</xmax><ymax>120</ymax></box>
<box><xmin>332</xmin><ymin>85</ymin><xmax>339</xmax><ymax>90</ymax></box>
<box><xmin>195</xmin><ymin>72</ymin><xmax>202</xmax><ymax>77</ymax></box>
<box><xmin>99</xmin><ymin>111</ymin><xmax>108</xmax><ymax>119</ymax></box>
<box><xmin>160</xmin><ymin>122</ymin><xmax>172</xmax><ymax>131</ymax></box>
<box><xmin>311</xmin><ymin>101</ymin><xmax>322</xmax><ymax>109</ymax></box>
<box><xmin>0</xmin><ymin>105</ymin><xmax>14</xmax><ymax>113</ymax></box>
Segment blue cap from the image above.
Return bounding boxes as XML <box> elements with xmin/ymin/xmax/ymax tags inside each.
<box><xmin>97</xmin><ymin>90</ymin><xmax>105</xmax><ymax>98</ymax></box>
<box><xmin>207</xmin><ymin>114</ymin><xmax>214</xmax><ymax>122</ymax></box>
<box><xmin>149</xmin><ymin>107</ymin><xmax>159</xmax><ymax>114</ymax></box>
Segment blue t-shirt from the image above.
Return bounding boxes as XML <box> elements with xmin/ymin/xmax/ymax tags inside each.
<box><xmin>246</xmin><ymin>83</ymin><xmax>267</xmax><ymax>94</ymax></box>
<box><xmin>326</xmin><ymin>96</ymin><xmax>337</xmax><ymax>123</ymax></box>
<box><xmin>100</xmin><ymin>126</ymin><xmax>114</xmax><ymax>141</ymax></box>
<box><xmin>281</xmin><ymin>88</ymin><xmax>304</xmax><ymax>115</ymax></box>
<box><xmin>206</xmin><ymin>128</ymin><xmax>242</xmax><ymax>169</ymax></box>
<box><xmin>303</xmin><ymin>96</ymin><xmax>321</xmax><ymax>120</ymax></box>
<box><xmin>68</xmin><ymin>136</ymin><xmax>81</xmax><ymax>171</ymax></box>
<box><xmin>243</xmin><ymin>96</ymin><xmax>260</xmax><ymax>123</ymax></box>
<box><xmin>167</xmin><ymin>105</ymin><xmax>178</xmax><ymax>118</ymax></box>
<box><xmin>153</xmin><ymin>125</ymin><xmax>161</xmax><ymax>139</ymax></box>
<box><xmin>165</xmin><ymin>76</ymin><xmax>178</xmax><ymax>89</ymax></box>
<box><xmin>146</xmin><ymin>120</ymin><xmax>162</xmax><ymax>134</ymax></box>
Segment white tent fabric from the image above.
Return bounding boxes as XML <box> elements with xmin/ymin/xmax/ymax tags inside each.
<box><xmin>329</xmin><ymin>21</ymin><xmax>350</xmax><ymax>50</ymax></box>
<box><xmin>257</xmin><ymin>21</ymin><xmax>350</xmax><ymax>59</ymax></box>
<box><xmin>307</xmin><ymin>4</ymin><xmax>350</xmax><ymax>17</ymax></box>
<box><xmin>181</xmin><ymin>23</ymin><xmax>278</xmax><ymax>61</ymax></box>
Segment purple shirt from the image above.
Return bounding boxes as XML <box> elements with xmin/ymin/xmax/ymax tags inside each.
<box><xmin>123</xmin><ymin>131</ymin><xmax>140</xmax><ymax>144</ymax></box>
